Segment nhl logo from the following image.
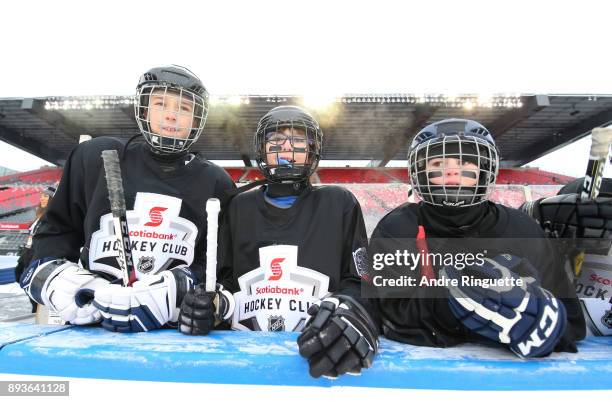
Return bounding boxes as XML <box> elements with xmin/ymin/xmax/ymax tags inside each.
<box><xmin>352</xmin><ymin>247</ymin><xmax>369</xmax><ymax>280</ymax></box>
<box><xmin>268</xmin><ymin>315</ymin><xmax>285</xmax><ymax>332</ymax></box>
<box><xmin>602</xmin><ymin>309</ymin><xmax>612</xmax><ymax>329</ymax></box>
<box><xmin>137</xmin><ymin>256</ymin><xmax>155</xmax><ymax>274</ymax></box>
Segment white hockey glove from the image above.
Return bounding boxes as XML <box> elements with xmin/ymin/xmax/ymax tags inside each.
<box><xmin>93</xmin><ymin>267</ymin><xmax>196</xmax><ymax>332</ymax></box>
<box><xmin>21</xmin><ymin>259</ymin><xmax>109</xmax><ymax>325</ymax></box>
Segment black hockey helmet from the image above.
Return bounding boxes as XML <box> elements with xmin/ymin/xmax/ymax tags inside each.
<box><xmin>254</xmin><ymin>106</ymin><xmax>323</xmax><ymax>183</ymax></box>
<box><xmin>408</xmin><ymin>118</ymin><xmax>499</xmax><ymax>207</ymax></box>
<box><xmin>135</xmin><ymin>65</ymin><xmax>209</xmax><ymax>155</ymax></box>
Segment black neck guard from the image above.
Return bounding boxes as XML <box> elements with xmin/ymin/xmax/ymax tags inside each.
<box><xmin>266</xmin><ymin>180</ymin><xmax>310</xmax><ymax>197</ymax></box>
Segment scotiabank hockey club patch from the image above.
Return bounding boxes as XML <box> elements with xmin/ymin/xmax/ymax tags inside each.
<box><xmin>232</xmin><ymin>245</ymin><xmax>330</xmax><ymax>332</ymax></box>
<box><xmin>575</xmin><ymin>254</ymin><xmax>612</xmax><ymax>336</ymax></box>
<box><xmin>89</xmin><ymin>193</ymin><xmax>198</xmax><ymax>280</ymax></box>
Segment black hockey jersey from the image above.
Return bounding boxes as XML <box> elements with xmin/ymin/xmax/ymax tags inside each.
<box><xmin>370</xmin><ymin>201</ymin><xmax>586</xmax><ymax>352</ymax></box>
<box><xmin>218</xmin><ymin>184</ymin><xmax>369</xmax><ymax>331</ymax></box>
<box><xmin>32</xmin><ymin>137</ymin><xmax>235</xmax><ymax>282</ymax></box>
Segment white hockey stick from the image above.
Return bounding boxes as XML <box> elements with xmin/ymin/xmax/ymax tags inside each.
<box><xmin>205</xmin><ymin>198</ymin><xmax>221</xmax><ymax>292</ymax></box>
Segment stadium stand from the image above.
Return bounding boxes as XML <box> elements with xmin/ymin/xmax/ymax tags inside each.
<box><xmin>0</xmin><ymin>167</ymin><xmax>62</xmax><ymax>185</ymax></box>
<box><xmin>0</xmin><ymin>166</ymin><xmax>574</xmax><ymax>250</ymax></box>
<box><xmin>225</xmin><ymin>168</ymin><xmax>246</xmax><ymax>182</ymax></box>
<box><xmin>0</xmin><ymin>231</ymin><xmax>28</xmax><ymax>256</ymax></box>
<box><xmin>316</xmin><ymin>168</ymin><xmax>395</xmax><ymax>183</ymax></box>
<box><xmin>0</xmin><ymin>168</ymin><xmax>60</xmax><ymax>255</ymax></box>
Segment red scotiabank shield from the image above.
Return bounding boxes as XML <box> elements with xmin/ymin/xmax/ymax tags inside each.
<box><xmin>145</xmin><ymin>206</ymin><xmax>167</xmax><ymax>227</ymax></box>
<box><xmin>268</xmin><ymin>258</ymin><xmax>284</xmax><ymax>280</ymax></box>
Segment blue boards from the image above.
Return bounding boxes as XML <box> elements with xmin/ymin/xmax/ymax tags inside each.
<box><xmin>0</xmin><ymin>323</ymin><xmax>611</xmax><ymax>390</ymax></box>
<box><xmin>0</xmin><ymin>267</ymin><xmax>15</xmax><ymax>285</ymax></box>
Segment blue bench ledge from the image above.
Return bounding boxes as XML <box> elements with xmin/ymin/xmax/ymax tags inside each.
<box><xmin>0</xmin><ymin>323</ymin><xmax>610</xmax><ymax>390</ymax></box>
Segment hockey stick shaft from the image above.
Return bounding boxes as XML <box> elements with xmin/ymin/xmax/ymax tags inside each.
<box><xmin>581</xmin><ymin>127</ymin><xmax>612</xmax><ymax>200</ymax></box>
<box><xmin>101</xmin><ymin>150</ymin><xmax>136</xmax><ymax>286</ymax></box>
<box><xmin>205</xmin><ymin>198</ymin><xmax>221</xmax><ymax>292</ymax></box>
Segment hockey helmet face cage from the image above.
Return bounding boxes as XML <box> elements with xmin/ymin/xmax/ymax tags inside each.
<box><xmin>135</xmin><ymin>65</ymin><xmax>209</xmax><ymax>155</ymax></box>
<box><xmin>254</xmin><ymin>106</ymin><xmax>323</xmax><ymax>183</ymax></box>
<box><xmin>408</xmin><ymin>119</ymin><xmax>499</xmax><ymax>207</ymax></box>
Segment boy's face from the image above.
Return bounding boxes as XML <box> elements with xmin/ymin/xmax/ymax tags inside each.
<box><xmin>147</xmin><ymin>89</ymin><xmax>195</xmax><ymax>139</ymax></box>
<box><xmin>426</xmin><ymin>157</ymin><xmax>479</xmax><ymax>186</ymax></box>
<box><xmin>265</xmin><ymin>127</ymin><xmax>309</xmax><ymax>166</ymax></box>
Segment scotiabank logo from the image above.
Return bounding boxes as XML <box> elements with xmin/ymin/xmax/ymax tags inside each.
<box><xmin>590</xmin><ymin>273</ymin><xmax>612</xmax><ymax>286</ymax></box>
<box><xmin>268</xmin><ymin>257</ymin><xmax>284</xmax><ymax>280</ymax></box>
<box><xmin>144</xmin><ymin>206</ymin><xmax>168</xmax><ymax>227</ymax></box>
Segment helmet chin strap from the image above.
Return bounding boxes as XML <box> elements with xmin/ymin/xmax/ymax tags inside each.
<box><xmin>429</xmin><ymin>187</ymin><xmax>478</xmax><ymax>208</ymax></box>
<box><xmin>266</xmin><ymin>180</ymin><xmax>309</xmax><ymax>197</ymax></box>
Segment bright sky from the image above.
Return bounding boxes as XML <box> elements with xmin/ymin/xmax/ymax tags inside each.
<box><xmin>1</xmin><ymin>0</ymin><xmax>611</xmax><ymax>176</ymax></box>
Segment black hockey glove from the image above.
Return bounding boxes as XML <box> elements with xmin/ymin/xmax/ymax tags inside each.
<box><xmin>297</xmin><ymin>294</ymin><xmax>379</xmax><ymax>378</ymax></box>
<box><xmin>178</xmin><ymin>283</ymin><xmax>234</xmax><ymax>336</ymax></box>
<box><xmin>521</xmin><ymin>193</ymin><xmax>612</xmax><ymax>244</ymax></box>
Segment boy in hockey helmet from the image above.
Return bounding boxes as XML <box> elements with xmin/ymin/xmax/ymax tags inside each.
<box><xmin>178</xmin><ymin>105</ymin><xmax>380</xmax><ymax>378</ymax></box>
<box><xmin>20</xmin><ymin>65</ymin><xmax>234</xmax><ymax>332</ymax></box>
<box><xmin>135</xmin><ymin>66</ymin><xmax>208</xmax><ymax>155</ymax></box>
<box><xmin>370</xmin><ymin>118</ymin><xmax>585</xmax><ymax>358</ymax></box>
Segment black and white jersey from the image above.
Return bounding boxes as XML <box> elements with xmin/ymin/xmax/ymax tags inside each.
<box><xmin>218</xmin><ymin>184</ymin><xmax>369</xmax><ymax>332</ymax></box>
<box><xmin>370</xmin><ymin>201</ymin><xmax>586</xmax><ymax>352</ymax></box>
<box><xmin>32</xmin><ymin>137</ymin><xmax>235</xmax><ymax>282</ymax></box>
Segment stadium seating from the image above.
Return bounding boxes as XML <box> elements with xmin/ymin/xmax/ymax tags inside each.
<box><xmin>0</xmin><ymin>166</ymin><xmax>573</xmax><ymax>249</ymax></box>
<box><xmin>0</xmin><ymin>232</ymin><xmax>29</xmax><ymax>255</ymax></box>
<box><xmin>0</xmin><ymin>167</ymin><xmax>62</xmax><ymax>185</ymax></box>
<box><xmin>316</xmin><ymin>168</ymin><xmax>395</xmax><ymax>183</ymax></box>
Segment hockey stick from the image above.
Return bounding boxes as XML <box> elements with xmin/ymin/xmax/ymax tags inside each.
<box><xmin>205</xmin><ymin>198</ymin><xmax>221</xmax><ymax>292</ymax></box>
<box><xmin>101</xmin><ymin>150</ymin><xmax>136</xmax><ymax>286</ymax></box>
<box><xmin>206</xmin><ymin>198</ymin><xmax>230</xmax><ymax>324</ymax></box>
<box><xmin>581</xmin><ymin>127</ymin><xmax>612</xmax><ymax>200</ymax></box>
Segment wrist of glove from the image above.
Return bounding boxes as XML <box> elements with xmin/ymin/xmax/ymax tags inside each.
<box><xmin>21</xmin><ymin>259</ymin><xmax>109</xmax><ymax>325</ymax></box>
<box><xmin>178</xmin><ymin>283</ymin><xmax>235</xmax><ymax>336</ymax></box>
<box><xmin>297</xmin><ymin>294</ymin><xmax>379</xmax><ymax>378</ymax></box>
<box><xmin>93</xmin><ymin>267</ymin><xmax>196</xmax><ymax>332</ymax></box>
<box><xmin>441</xmin><ymin>254</ymin><xmax>567</xmax><ymax>358</ymax></box>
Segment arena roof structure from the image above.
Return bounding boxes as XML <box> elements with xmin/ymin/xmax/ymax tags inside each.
<box><xmin>0</xmin><ymin>94</ymin><xmax>611</xmax><ymax>167</ymax></box>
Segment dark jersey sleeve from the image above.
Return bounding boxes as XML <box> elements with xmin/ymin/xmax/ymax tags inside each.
<box><xmin>31</xmin><ymin>140</ymin><xmax>107</xmax><ymax>264</ymax></box>
<box><xmin>216</xmin><ymin>195</ymin><xmax>237</xmax><ymax>292</ymax></box>
<box><xmin>337</xmin><ymin>189</ymin><xmax>369</xmax><ymax>293</ymax></box>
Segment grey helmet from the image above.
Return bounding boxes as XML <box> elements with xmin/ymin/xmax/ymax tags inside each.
<box><xmin>254</xmin><ymin>106</ymin><xmax>323</xmax><ymax>183</ymax></box>
<box><xmin>135</xmin><ymin>65</ymin><xmax>209</xmax><ymax>155</ymax></box>
<box><xmin>408</xmin><ymin>118</ymin><xmax>499</xmax><ymax>207</ymax></box>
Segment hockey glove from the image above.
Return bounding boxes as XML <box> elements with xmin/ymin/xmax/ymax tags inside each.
<box><xmin>93</xmin><ymin>267</ymin><xmax>195</xmax><ymax>332</ymax></box>
<box><xmin>178</xmin><ymin>283</ymin><xmax>235</xmax><ymax>335</ymax></box>
<box><xmin>21</xmin><ymin>259</ymin><xmax>109</xmax><ymax>325</ymax></box>
<box><xmin>440</xmin><ymin>254</ymin><xmax>567</xmax><ymax>358</ymax></box>
<box><xmin>522</xmin><ymin>193</ymin><xmax>612</xmax><ymax>242</ymax></box>
<box><xmin>297</xmin><ymin>295</ymin><xmax>379</xmax><ymax>378</ymax></box>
